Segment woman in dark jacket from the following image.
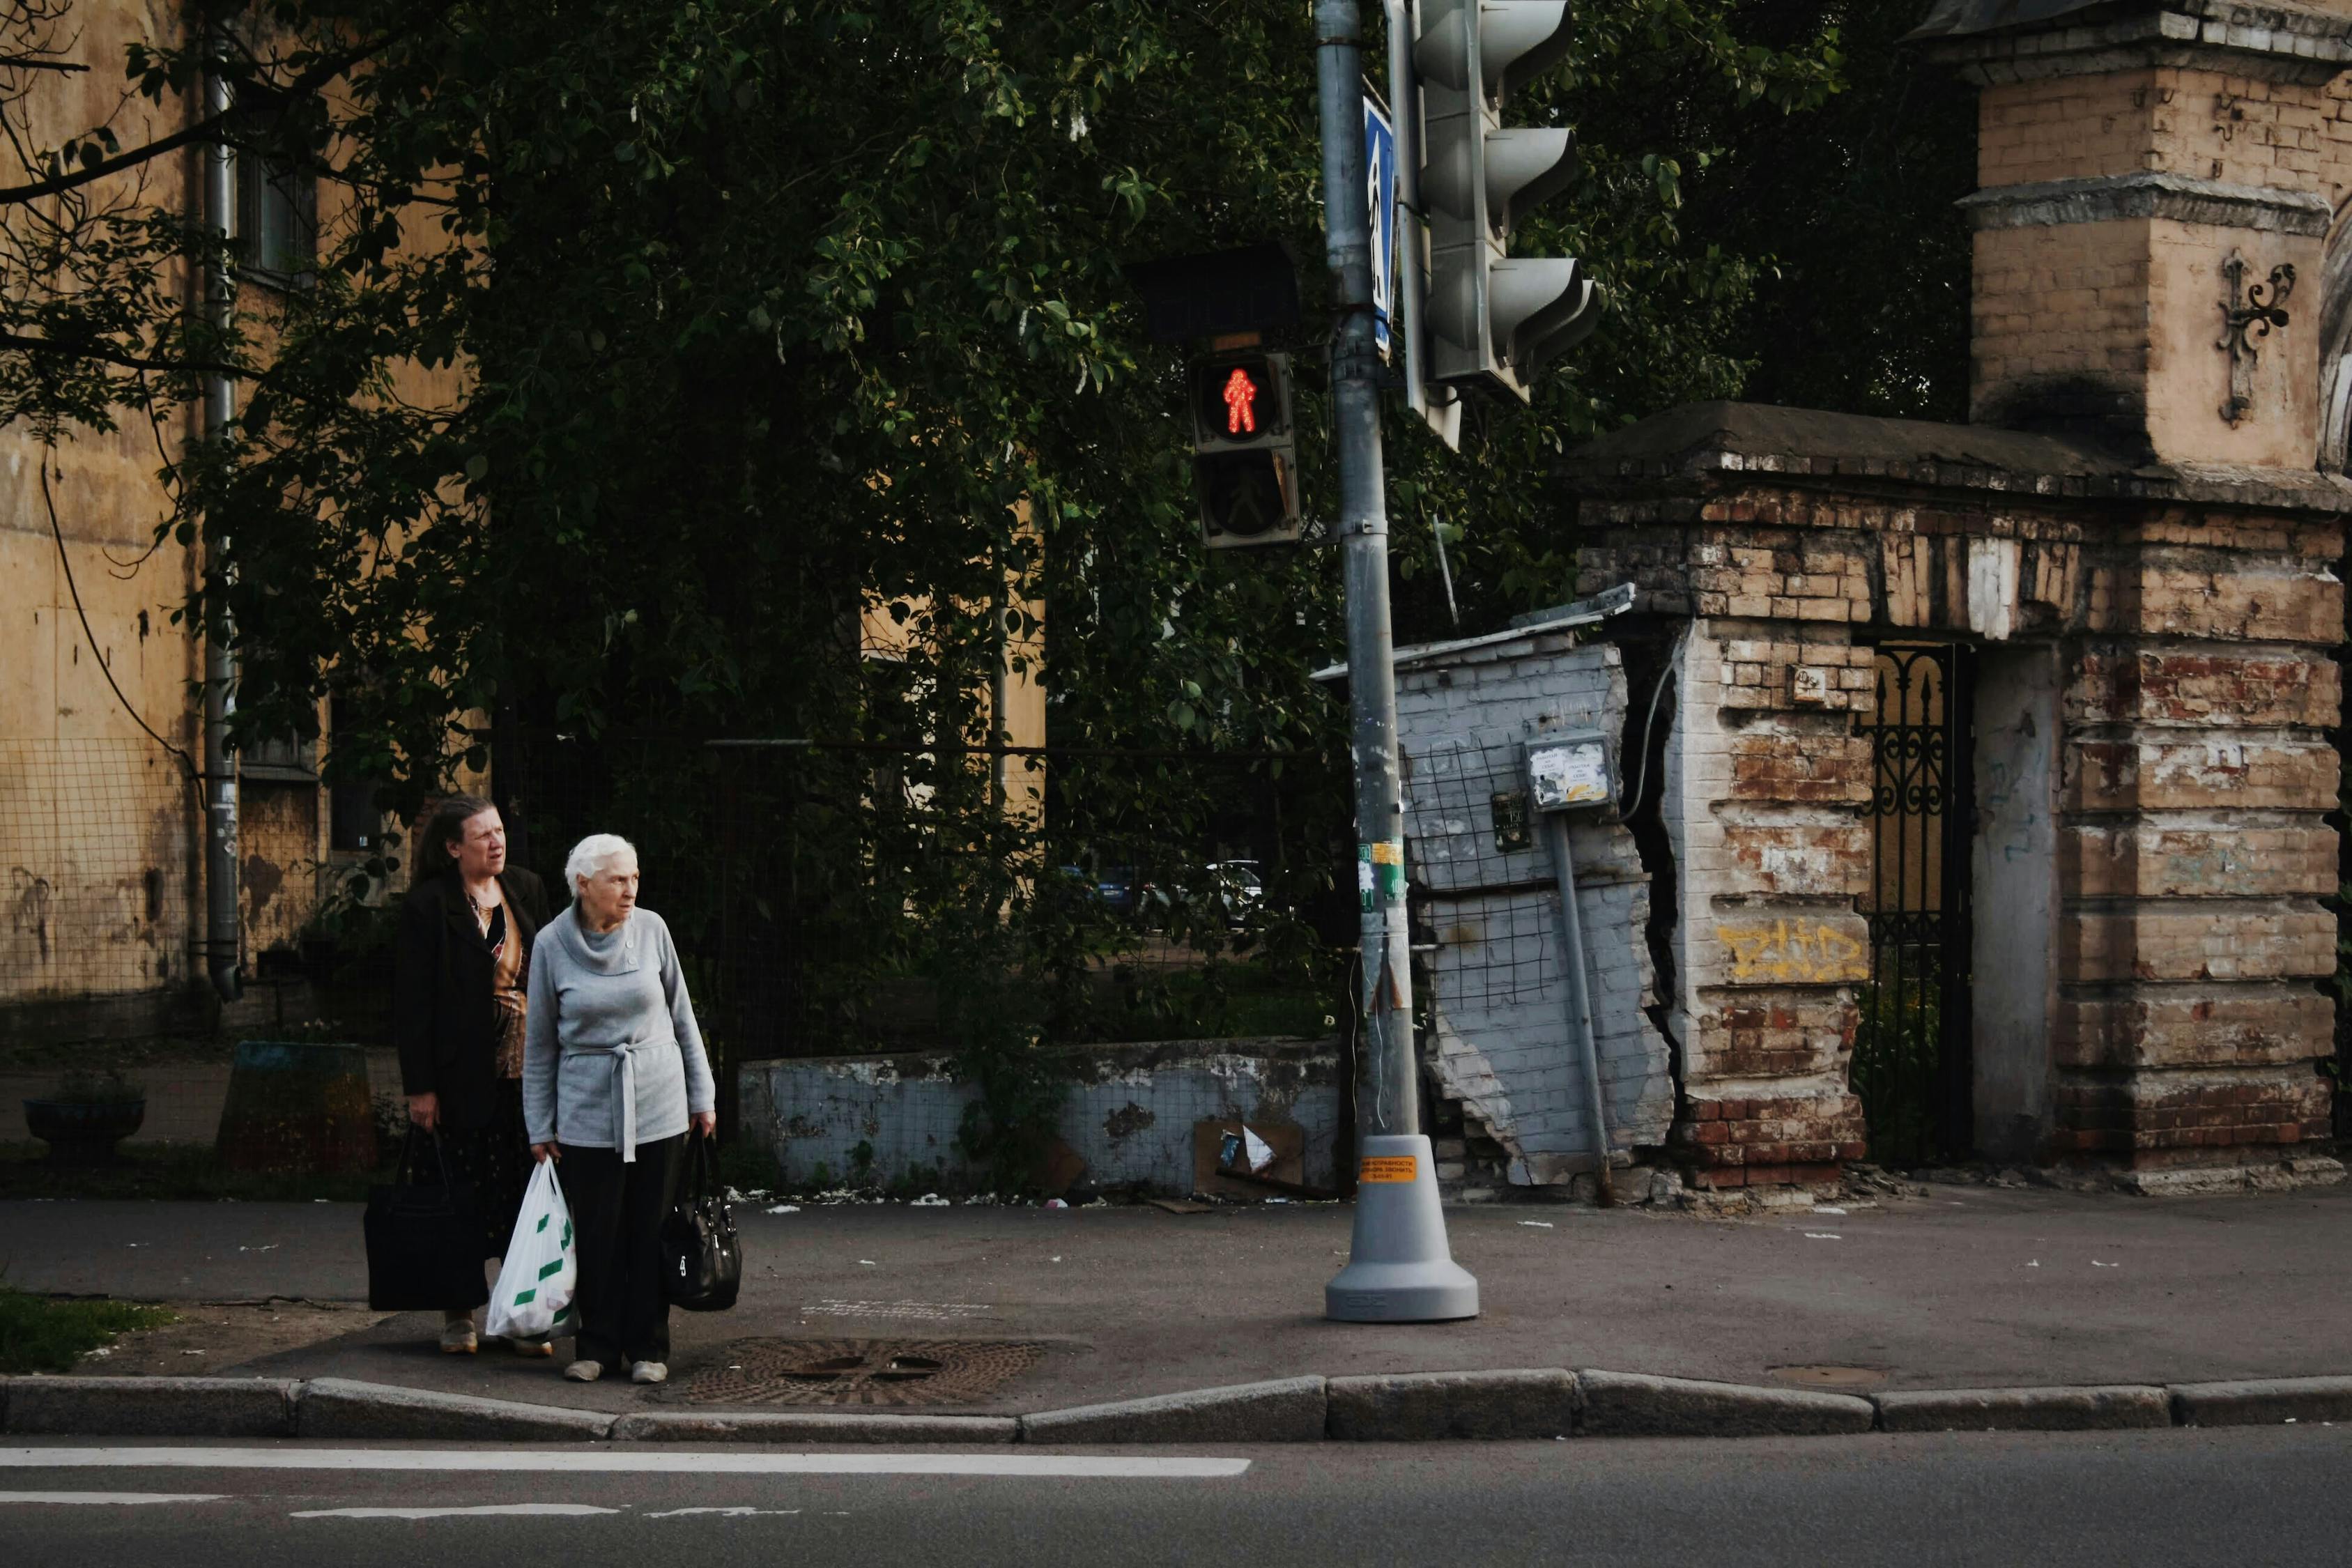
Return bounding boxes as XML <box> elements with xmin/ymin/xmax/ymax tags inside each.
<box><xmin>391</xmin><ymin>793</ymin><xmax>552</xmax><ymax>1354</ymax></box>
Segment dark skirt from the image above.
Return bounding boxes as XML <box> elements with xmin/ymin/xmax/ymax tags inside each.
<box><xmin>420</xmin><ymin>1077</ymin><xmax>535</xmax><ymax>1260</ymax></box>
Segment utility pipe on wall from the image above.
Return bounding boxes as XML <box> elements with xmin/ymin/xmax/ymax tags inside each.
<box><xmin>201</xmin><ymin>26</ymin><xmax>240</xmax><ymax>1003</ymax></box>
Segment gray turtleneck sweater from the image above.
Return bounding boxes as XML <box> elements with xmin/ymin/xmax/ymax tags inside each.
<box><xmin>521</xmin><ymin>905</ymin><xmax>715</xmax><ymax>1156</ymax></box>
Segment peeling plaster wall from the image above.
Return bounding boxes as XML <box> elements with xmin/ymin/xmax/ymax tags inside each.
<box><xmin>1394</xmin><ymin>637</ymin><xmax>1676</xmax><ymax>1186</ymax></box>
<box><xmin>737</xmin><ymin>1038</ymin><xmax>1342</xmax><ymax>1192</ymax></box>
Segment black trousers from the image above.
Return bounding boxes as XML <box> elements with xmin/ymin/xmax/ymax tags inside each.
<box><xmin>559</xmin><ymin>1132</ymin><xmax>684</xmax><ymax>1370</ymax></box>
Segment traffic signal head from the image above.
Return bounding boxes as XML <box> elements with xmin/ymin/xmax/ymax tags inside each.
<box><xmin>1191</xmin><ymin>352</ymin><xmax>1300</xmax><ymax>548</ymax></box>
<box><xmin>1412</xmin><ymin>0</ymin><xmax>1599</xmax><ymax>401</ymax></box>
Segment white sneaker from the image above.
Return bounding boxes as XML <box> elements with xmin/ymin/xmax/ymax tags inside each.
<box><xmin>564</xmin><ymin>1360</ymin><xmax>603</xmax><ymax>1383</ymax></box>
<box><xmin>630</xmin><ymin>1360</ymin><xmax>668</xmax><ymax>1385</ymax></box>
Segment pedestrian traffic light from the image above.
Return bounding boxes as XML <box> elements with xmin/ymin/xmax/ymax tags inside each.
<box><xmin>1411</xmin><ymin>0</ymin><xmax>1599</xmax><ymax>401</ymax></box>
<box><xmin>1190</xmin><ymin>351</ymin><xmax>1301</xmax><ymax>548</ymax></box>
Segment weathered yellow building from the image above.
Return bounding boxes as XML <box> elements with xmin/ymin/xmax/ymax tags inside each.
<box><xmin>1</xmin><ymin>4</ymin><xmax>1050</xmax><ymax>1046</ymax></box>
<box><xmin>4</xmin><ymin>2</ymin><xmax>224</xmax><ymax>1043</ymax></box>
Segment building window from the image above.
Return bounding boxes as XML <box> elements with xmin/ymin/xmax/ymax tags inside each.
<box><xmin>237</xmin><ymin>153</ymin><xmax>316</xmax><ymax>284</ymax></box>
<box><xmin>325</xmin><ymin>698</ymin><xmax>385</xmax><ymax>852</ymax></box>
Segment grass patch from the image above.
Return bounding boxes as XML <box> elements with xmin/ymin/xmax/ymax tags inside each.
<box><xmin>0</xmin><ymin>1286</ymin><xmax>175</xmax><ymax>1374</ymax></box>
<box><xmin>0</xmin><ymin>1142</ymin><xmax>390</xmax><ymax>1203</ymax></box>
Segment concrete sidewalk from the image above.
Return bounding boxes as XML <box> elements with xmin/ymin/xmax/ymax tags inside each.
<box><xmin>4</xmin><ymin>1181</ymin><xmax>2349</xmax><ymax>1415</ymax></box>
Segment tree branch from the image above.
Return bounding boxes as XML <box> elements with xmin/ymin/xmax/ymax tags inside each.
<box><xmin>0</xmin><ymin>3</ymin><xmax>463</xmax><ymax>207</ymax></box>
<box><xmin>0</xmin><ymin>328</ymin><xmax>240</xmax><ymax>378</ymax></box>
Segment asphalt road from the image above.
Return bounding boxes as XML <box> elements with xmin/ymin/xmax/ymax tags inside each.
<box><xmin>4</xmin><ymin>1427</ymin><xmax>2347</xmax><ymax>1566</ymax></box>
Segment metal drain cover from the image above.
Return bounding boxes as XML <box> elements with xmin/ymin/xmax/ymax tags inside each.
<box><xmin>677</xmin><ymin>1338</ymin><xmax>1047</xmax><ymax>1407</ymax></box>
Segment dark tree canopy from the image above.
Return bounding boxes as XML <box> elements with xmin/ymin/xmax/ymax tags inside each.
<box><xmin>0</xmin><ymin>1</ymin><xmax>1976</xmax><ymax>1137</ymax></box>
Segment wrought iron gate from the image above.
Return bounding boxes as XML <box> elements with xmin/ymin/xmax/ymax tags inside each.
<box><xmin>1852</xmin><ymin>643</ymin><xmax>1974</xmax><ymax>1166</ymax></box>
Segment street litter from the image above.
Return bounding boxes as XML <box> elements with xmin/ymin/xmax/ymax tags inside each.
<box><xmin>1804</xmin><ymin>1232</ymin><xmax>1842</xmax><ymax>1240</ymax></box>
<box><xmin>858</xmin><ymin>1259</ymin><xmax>877</xmax><ymax>1266</ymax></box>
<box><xmin>764</xmin><ymin>1204</ymin><xmax>799</xmax><ymax>1214</ymax></box>
<box><xmin>1813</xmin><ymin>1206</ymin><xmax>1847</xmax><ymax>1216</ymax></box>
<box><xmin>2092</xmin><ymin>1260</ymin><xmax>2117</xmax><ymax>1268</ymax></box>
<box><xmin>910</xmin><ymin>1193</ymin><xmax>950</xmax><ymax>1208</ymax></box>
<box><xmin>1043</xmin><ymin>1198</ymin><xmax>1068</xmax><ymax>1209</ymax></box>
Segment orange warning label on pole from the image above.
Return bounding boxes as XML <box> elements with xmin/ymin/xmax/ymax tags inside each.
<box><xmin>1358</xmin><ymin>1155</ymin><xmax>1417</xmax><ymax>1183</ymax></box>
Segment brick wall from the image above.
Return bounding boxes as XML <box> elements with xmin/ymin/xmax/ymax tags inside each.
<box><xmin>1652</xmin><ymin>622</ymin><xmax>1870</xmax><ymax>1192</ymax></box>
<box><xmin>1968</xmin><ymin>63</ymin><xmax>2335</xmax><ymax>463</ymax></box>
<box><xmin>1578</xmin><ymin>470</ymin><xmax>2343</xmax><ymax>1185</ymax></box>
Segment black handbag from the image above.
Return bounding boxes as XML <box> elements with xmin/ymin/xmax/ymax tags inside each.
<box><xmin>661</xmin><ymin>1135</ymin><xmax>741</xmax><ymax>1312</ymax></box>
<box><xmin>364</xmin><ymin>1129</ymin><xmax>490</xmax><ymax>1312</ymax></box>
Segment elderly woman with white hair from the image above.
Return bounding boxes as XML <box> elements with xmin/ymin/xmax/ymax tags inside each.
<box><xmin>522</xmin><ymin>833</ymin><xmax>716</xmax><ymax>1384</ymax></box>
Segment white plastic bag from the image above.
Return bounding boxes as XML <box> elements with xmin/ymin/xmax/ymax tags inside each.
<box><xmin>486</xmin><ymin>1158</ymin><xmax>576</xmax><ymax>1341</ymax></box>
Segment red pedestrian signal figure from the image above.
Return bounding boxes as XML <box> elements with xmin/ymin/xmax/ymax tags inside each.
<box><xmin>1222</xmin><ymin>367</ymin><xmax>1259</xmax><ymax>436</ymax></box>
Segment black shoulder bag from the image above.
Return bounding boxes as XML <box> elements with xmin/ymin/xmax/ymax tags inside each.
<box><xmin>661</xmin><ymin>1134</ymin><xmax>742</xmax><ymax>1312</ymax></box>
<box><xmin>364</xmin><ymin>1128</ymin><xmax>490</xmax><ymax>1311</ymax></box>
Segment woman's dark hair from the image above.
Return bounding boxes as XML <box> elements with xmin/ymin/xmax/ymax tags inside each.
<box><xmin>420</xmin><ymin>794</ymin><xmax>498</xmax><ymax>878</ymax></box>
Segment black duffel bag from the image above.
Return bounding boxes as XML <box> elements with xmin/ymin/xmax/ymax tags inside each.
<box><xmin>364</xmin><ymin>1129</ymin><xmax>490</xmax><ymax>1312</ymax></box>
<box><xmin>661</xmin><ymin>1133</ymin><xmax>741</xmax><ymax>1312</ymax></box>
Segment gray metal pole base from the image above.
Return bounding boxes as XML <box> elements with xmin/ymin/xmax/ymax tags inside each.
<box><xmin>1324</xmin><ymin>1134</ymin><xmax>1480</xmax><ymax>1322</ymax></box>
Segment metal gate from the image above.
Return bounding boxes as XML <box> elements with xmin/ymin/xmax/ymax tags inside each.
<box><xmin>1852</xmin><ymin>643</ymin><xmax>1974</xmax><ymax>1166</ymax></box>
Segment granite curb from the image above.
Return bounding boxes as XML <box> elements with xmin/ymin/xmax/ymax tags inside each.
<box><xmin>5</xmin><ymin>1370</ymin><xmax>2350</xmax><ymax>1443</ymax></box>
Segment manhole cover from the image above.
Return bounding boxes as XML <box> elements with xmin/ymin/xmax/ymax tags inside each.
<box><xmin>1765</xmin><ymin>1365</ymin><xmax>1888</xmax><ymax>1389</ymax></box>
<box><xmin>677</xmin><ymin>1338</ymin><xmax>1047</xmax><ymax>1407</ymax></box>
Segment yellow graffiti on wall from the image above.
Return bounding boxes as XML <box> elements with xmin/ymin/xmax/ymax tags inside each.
<box><xmin>1714</xmin><ymin>918</ymin><xmax>1869</xmax><ymax>983</ymax></box>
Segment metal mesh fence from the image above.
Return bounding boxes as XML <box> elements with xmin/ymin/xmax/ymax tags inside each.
<box><xmin>0</xmin><ymin>729</ymin><xmax>1355</xmax><ymax>1148</ymax></box>
<box><xmin>1401</xmin><ymin>729</ymin><xmax>1565</xmax><ymax>1011</ymax></box>
<box><xmin>0</xmin><ymin>737</ymin><xmax>196</xmax><ymax>1030</ymax></box>
<box><xmin>486</xmin><ymin>734</ymin><xmax>1355</xmax><ymax>1119</ymax></box>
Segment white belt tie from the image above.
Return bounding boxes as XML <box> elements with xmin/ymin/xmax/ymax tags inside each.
<box><xmin>569</xmin><ymin>1038</ymin><xmax>658</xmax><ymax>1160</ymax></box>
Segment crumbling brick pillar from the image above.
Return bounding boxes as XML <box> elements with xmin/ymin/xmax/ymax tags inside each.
<box><xmin>2050</xmin><ymin>508</ymin><xmax>2344</xmax><ymax>1181</ymax></box>
<box><xmin>1651</xmin><ymin>564</ymin><xmax>1878</xmax><ymax>1191</ymax></box>
<box><xmin>1567</xmin><ymin>406</ymin><xmax>2344</xmax><ymax>1189</ymax></box>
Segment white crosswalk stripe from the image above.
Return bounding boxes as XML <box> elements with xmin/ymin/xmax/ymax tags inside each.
<box><xmin>1</xmin><ymin>1447</ymin><xmax>1252</xmax><ymax>1479</ymax></box>
<box><xmin>0</xmin><ymin>1491</ymin><xmax>226</xmax><ymax>1505</ymax></box>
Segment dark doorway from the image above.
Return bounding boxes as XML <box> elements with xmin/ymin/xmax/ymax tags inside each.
<box><xmin>1853</xmin><ymin>642</ymin><xmax>1975</xmax><ymax>1165</ymax></box>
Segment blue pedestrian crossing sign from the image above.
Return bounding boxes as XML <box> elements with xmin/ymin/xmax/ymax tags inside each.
<box><xmin>1365</xmin><ymin>95</ymin><xmax>1397</xmax><ymax>361</ymax></box>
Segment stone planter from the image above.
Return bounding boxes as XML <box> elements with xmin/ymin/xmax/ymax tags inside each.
<box><xmin>24</xmin><ymin>1096</ymin><xmax>146</xmax><ymax>1165</ymax></box>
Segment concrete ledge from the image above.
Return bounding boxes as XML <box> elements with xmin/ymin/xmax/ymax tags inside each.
<box><xmin>2168</xmin><ymin>1376</ymin><xmax>2352</xmax><ymax>1428</ymax></box>
<box><xmin>1</xmin><ymin>1376</ymin><xmax>297</xmax><ymax>1438</ymax></box>
<box><xmin>294</xmin><ymin>1378</ymin><xmax>613</xmax><ymax>1441</ymax></box>
<box><xmin>1875</xmin><ymin>1385</ymin><xmax>2171</xmax><ymax>1433</ymax></box>
<box><xmin>1020</xmin><ymin>1378</ymin><xmax>1327</xmax><ymax>1445</ymax></box>
<box><xmin>610</xmin><ymin>1411</ymin><xmax>1018</xmax><ymax>1445</ymax></box>
<box><xmin>1576</xmin><ymin>1370</ymin><xmax>1876</xmax><ymax>1438</ymax></box>
<box><xmin>1327</xmin><ymin>1369</ymin><xmax>1576</xmax><ymax>1441</ymax></box>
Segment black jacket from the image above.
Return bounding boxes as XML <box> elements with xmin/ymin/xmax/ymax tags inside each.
<box><xmin>391</xmin><ymin>866</ymin><xmax>552</xmax><ymax>1130</ymax></box>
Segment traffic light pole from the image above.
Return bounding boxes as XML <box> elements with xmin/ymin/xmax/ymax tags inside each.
<box><xmin>1316</xmin><ymin>0</ymin><xmax>1478</xmax><ymax>1323</ymax></box>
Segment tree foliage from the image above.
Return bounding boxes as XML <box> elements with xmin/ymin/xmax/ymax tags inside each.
<box><xmin>1</xmin><ymin>1</ymin><xmax>1975</xmax><ymax>1093</ymax></box>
